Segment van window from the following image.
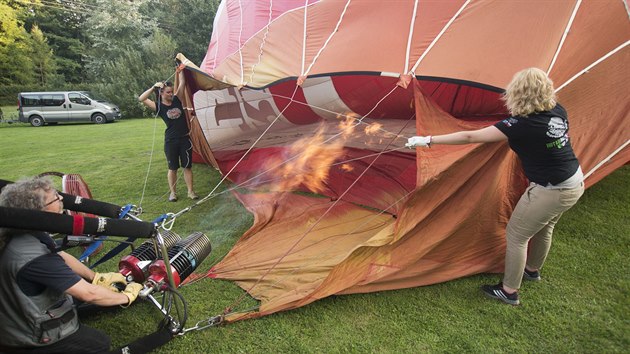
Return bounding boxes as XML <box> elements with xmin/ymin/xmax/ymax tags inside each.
<box><xmin>69</xmin><ymin>93</ymin><xmax>90</xmax><ymax>105</ymax></box>
<box><xmin>41</xmin><ymin>94</ymin><xmax>65</xmax><ymax>106</ymax></box>
<box><xmin>21</xmin><ymin>94</ymin><xmax>42</xmax><ymax>107</ymax></box>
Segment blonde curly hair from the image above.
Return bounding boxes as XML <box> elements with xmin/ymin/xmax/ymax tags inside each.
<box><xmin>503</xmin><ymin>67</ymin><xmax>556</xmax><ymax>117</ymax></box>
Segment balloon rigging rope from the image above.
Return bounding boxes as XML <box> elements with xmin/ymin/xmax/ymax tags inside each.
<box><xmin>238</xmin><ymin>0</ymin><xmax>245</xmax><ymax>84</ymax></box>
<box><xmin>182</xmin><ymin>85</ymin><xmax>409</xmax><ymax>293</ymax></box>
<box><xmin>168</xmin><ymin>84</ymin><xmax>302</xmax><ymax>219</ymax></box>
<box><xmin>221</xmin><ymin>109</ymin><xmax>415</xmax><ymax>314</ymax></box>
<box><xmin>153</xmin><ymin>74</ymin><xmax>410</xmax><ymax>321</ymax></box>
<box><xmin>248</xmin><ymin>0</ymin><xmax>274</xmax><ymax>84</ymax></box>
<box><xmin>584</xmin><ymin>139</ymin><xmax>630</xmax><ymax>180</ymax></box>
<box><xmin>204</xmin><ymin>95</ymin><xmax>410</xmax><ymax>152</ymax></box>
<box><xmin>410</xmin><ymin>0</ymin><xmax>470</xmax><ymax>73</ymax></box>
<box><xmin>167</xmin><ymin>83</ymin><xmax>403</xmax><ymax>221</ymax></box>
<box><xmin>181</xmin><ymin>142</ymin><xmax>412</xmax><ymax>290</ymax></box>
<box><xmin>214</xmin><ymin>88</ymin><xmax>402</xmax><ymax>196</ymax></box>
<box><xmin>302</xmin><ymin>0</ymin><xmax>351</xmax><ymax>77</ymax></box>
<box><xmin>555</xmin><ymin>39</ymin><xmax>629</xmax><ymax>92</ymax></box>
<box><xmin>215</xmin><ymin>188</ymin><xmax>417</xmax><ymax>318</ymax></box>
<box><xmin>546</xmin><ymin>0</ymin><xmax>582</xmax><ymax>75</ymax></box>
<box><xmin>403</xmin><ymin>0</ymin><xmax>420</xmax><ymax>74</ymax></box>
<box><xmin>226</xmin><ymin>146</ymin><xmax>410</xmax><ymax>190</ymax></box>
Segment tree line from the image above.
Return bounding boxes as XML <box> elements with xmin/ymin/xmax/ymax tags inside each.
<box><xmin>0</xmin><ymin>0</ymin><xmax>220</xmax><ymax>117</ymax></box>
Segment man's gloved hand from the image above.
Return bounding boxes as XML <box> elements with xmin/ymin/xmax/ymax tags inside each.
<box><xmin>92</xmin><ymin>272</ymin><xmax>127</xmax><ymax>292</ymax></box>
<box><xmin>153</xmin><ymin>82</ymin><xmax>165</xmax><ymax>89</ymax></box>
<box><xmin>405</xmin><ymin>136</ymin><xmax>432</xmax><ymax>148</ymax></box>
<box><xmin>121</xmin><ymin>283</ymin><xmax>144</xmax><ymax>307</ymax></box>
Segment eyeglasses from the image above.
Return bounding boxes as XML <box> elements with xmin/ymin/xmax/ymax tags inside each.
<box><xmin>44</xmin><ymin>191</ymin><xmax>62</xmax><ymax>207</ymax></box>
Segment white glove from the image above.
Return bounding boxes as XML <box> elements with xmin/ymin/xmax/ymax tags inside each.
<box><xmin>153</xmin><ymin>82</ymin><xmax>165</xmax><ymax>89</ymax></box>
<box><xmin>405</xmin><ymin>136</ymin><xmax>432</xmax><ymax>148</ymax></box>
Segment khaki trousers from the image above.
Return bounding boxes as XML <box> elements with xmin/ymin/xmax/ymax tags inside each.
<box><xmin>503</xmin><ymin>181</ymin><xmax>584</xmax><ymax>290</ymax></box>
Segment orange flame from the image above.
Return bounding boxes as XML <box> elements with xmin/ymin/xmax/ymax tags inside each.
<box><xmin>261</xmin><ymin>126</ymin><xmax>344</xmax><ymax>193</ymax></box>
<box><xmin>340</xmin><ymin>164</ymin><xmax>354</xmax><ymax>172</ymax></box>
<box><xmin>338</xmin><ymin>113</ymin><xmax>359</xmax><ymax>138</ymax></box>
<box><xmin>364</xmin><ymin>123</ymin><xmax>382</xmax><ymax>136</ymax></box>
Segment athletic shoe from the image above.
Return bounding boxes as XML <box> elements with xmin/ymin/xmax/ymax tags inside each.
<box><xmin>481</xmin><ymin>283</ymin><xmax>520</xmax><ymax>305</ymax></box>
<box><xmin>169</xmin><ymin>193</ymin><xmax>178</xmax><ymax>202</ymax></box>
<box><xmin>523</xmin><ymin>268</ymin><xmax>541</xmax><ymax>281</ymax></box>
<box><xmin>188</xmin><ymin>191</ymin><xmax>199</xmax><ymax>200</ymax></box>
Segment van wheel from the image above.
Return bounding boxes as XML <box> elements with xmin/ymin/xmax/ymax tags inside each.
<box><xmin>93</xmin><ymin>113</ymin><xmax>106</xmax><ymax>124</ymax></box>
<box><xmin>29</xmin><ymin>116</ymin><xmax>44</xmax><ymax>127</ymax></box>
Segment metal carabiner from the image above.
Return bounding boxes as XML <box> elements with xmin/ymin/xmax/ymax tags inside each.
<box><xmin>181</xmin><ymin>315</ymin><xmax>224</xmax><ymax>334</ymax></box>
<box><xmin>161</xmin><ymin>213</ymin><xmax>176</xmax><ymax>231</ymax></box>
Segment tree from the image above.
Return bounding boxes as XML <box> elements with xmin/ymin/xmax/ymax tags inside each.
<box><xmin>84</xmin><ymin>0</ymin><xmax>156</xmax><ymax>77</ymax></box>
<box><xmin>0</xmin><ymin>2</ymin><xmax>36</xmax><ymax>86</ymax></box>
<box><xmin>82</xmin><ymin>0</ymin><xmax>185</xmax><ymax>116</ymax></box>
<box><xmin>94</xmin><ymin>30</ymin><xmax>177</xmax><ymax>117</ymax></box>
<box><xmin>148</xmin><ymin>0</ymin><xmax>220</xmax><ymax>65</ymax></box>
<box><xmin>23</xmin><ymin>0</ymin><xmax>90</xmax><ymax>84</ymax></box>
<box><xmin>29</xmin><ymin>24</ymin><xmax>60</xmax><ymax>87</ymax></box>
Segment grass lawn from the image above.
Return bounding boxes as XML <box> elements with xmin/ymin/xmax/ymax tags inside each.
<box><xmin>0</xmin><ymin>105</ymin><xmax>19</xmax><ymax>123</ymax></box>
<box><xmin>0</xmin><ymin>119</ymin><xmax>628</xmax><ymax>353</ymax></box>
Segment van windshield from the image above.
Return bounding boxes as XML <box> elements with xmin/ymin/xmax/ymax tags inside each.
<box><xmin>80</xmin><ymin>91</ymin><xmax>108</xmax><ymax>102</ymax></box>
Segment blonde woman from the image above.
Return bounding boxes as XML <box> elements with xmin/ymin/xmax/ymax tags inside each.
<box><xmin>406</xmin><ymin>68</ymin><xmax>584</xmax><ymax>305</ymax></box>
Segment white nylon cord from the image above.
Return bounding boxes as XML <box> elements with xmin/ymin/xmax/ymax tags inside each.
<box><xmin>403</xmin><ymin>0</ymin><xmax>420</xmax><ymax>74</ymax></box>
<box><xmin>249</xmin><ymin>0</ymin><xmax>274</xmax><ymax>84</ymax></box>
<box><xmin>192</xmin><ymin>85</ymin><xmax>301</xmax><ymax>206</ymax></box>
<box><xmin>547</xmin><ymin>0</ymin><xmax>582</xmax><ymax>75</ymax></box>
<box><xmin>584</xmin><ymin>139</ymin><xmax>630</xmax><ymax>180</ymax></box>
<box><xmin>167</xmin><ymin>81</ymin><xmax>404</xmax><ymax>222</ymax></box>
<box><xmin>224</xmin><ymin>113</ymin><xmax>415</xmax><ymax>312</ymax></box>
<box><xmin>227</xmin><ymin>85</ymin><xmax>402</xmax><ymax>188</ymax></box>
<box><xmin>551</xmin><ymin>39</ymin><xmax>629</xmax><ymax>186</ymax></box>
<box><xmin>301</xmin><ymin>0</ymin><xmax>309</xmax><ymax>75</ymax></box>
<box><xmin>555</xmin><ymin>40</ymin><xmax>629</xmax><ymax>92</ymax></box>
<box><xmin>303</xmin><ymin>0</ymin><xmax>352</xmax><ymax>76</ymax></box>
<box><xmin>238</xmin><ymin>0</ymin><xmax>245</xmax><ymax>84</ymax></box>
<box><xmin>210</xmin><ymin>1</ymin><xmax>227</xmax><ymax>76</ymax></box>
<box><xmin>410</xmin><ymin>0</ymin><xmax>470</xmax><ymax>74</ymax></box>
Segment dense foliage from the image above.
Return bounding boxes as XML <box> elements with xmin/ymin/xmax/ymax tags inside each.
<box><xmin>0</xmin><ymin>0</ymin><xmax>220</xmax><ymax>116</ymax></box>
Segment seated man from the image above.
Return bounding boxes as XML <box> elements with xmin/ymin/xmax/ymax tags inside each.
<box><xmin>0</xmin><ymin>176</ymin><xmax>143</xmax><ymax>353</ymax></box>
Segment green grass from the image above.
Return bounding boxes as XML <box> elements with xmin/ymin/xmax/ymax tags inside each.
<box><xmin>1</xmin><ymin>119</ymin><xmax>628</xmax><ymax>353</ymax></box>
<box><xmin>1</xmin><ymin>105</ymin><xmax>20</xmax><ymax>123</ymax></box>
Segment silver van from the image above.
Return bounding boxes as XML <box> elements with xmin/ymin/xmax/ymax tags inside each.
<box><xmin>18</xmin><ymin>91</ymin><xmax>121</xmax><ymax>126</ymax></box>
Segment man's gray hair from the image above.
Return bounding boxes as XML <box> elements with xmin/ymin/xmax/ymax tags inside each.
<box><xmin>0</xmin><ymin>176</ymin><xmax>55</xmax><ymax>249</ymax></box>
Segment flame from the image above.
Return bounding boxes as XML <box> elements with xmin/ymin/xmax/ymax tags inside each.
<box><xmin>364</xmin><ymin>123</ymin><xmax>382</xmax><ymax>136</ymax></box>
<box><xmin>259</xmin><ymin>126</ymin><xmax>344</xmax><ymax>193</ymax></box>
<box><xmin>250</xmin><ymin>111</ymin><xmax>396</xmax><ymax>194</ymax></box>
<box><xmin>338</xmin><ymin>113</ymin><xmax>359</xmax><ymax>138</ymax></box>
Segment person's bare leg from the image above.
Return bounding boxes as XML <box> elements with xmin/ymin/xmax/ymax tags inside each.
<box><xmin>184</xmin><ymin>168</ymin><xmax>197</xmax><ymax>199</ymax></box>
<box><xmin>168</xmin><ymin>169</ymin><xmax>178</xmax><ymax>200</ymax></box>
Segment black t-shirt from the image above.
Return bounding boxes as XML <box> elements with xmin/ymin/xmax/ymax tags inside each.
<box><xmin>494</xmin><ymin>104</ymin><xmax>580</xmax><ymax>185</ymax></box>
<box><xmin>16</xmin><ymin>232</ymin><xmax>81</xmax><ymax>296</ymax></box>
<box><xmin>156</xmin><ymin>95</ymin><xmax>190</xmax><ymax>142</ymax></box>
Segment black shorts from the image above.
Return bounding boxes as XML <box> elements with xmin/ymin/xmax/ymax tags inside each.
<box><xmin>164</xmin><ymin>138</ymin><xmax>193</xmax><ymax>170</ymax></box>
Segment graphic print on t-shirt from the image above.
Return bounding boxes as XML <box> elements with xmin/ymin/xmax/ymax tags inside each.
<box><xmin>166</xmin><ymin>107</ymin><xmax>182</xmax><ymax>120</ymax></box>
<box><xmin>501</xmin><ymin>117</ymin><xmax>518</xmax><ymax>127</ymax></box>
<box><xmin>546</xmin><ymin>117</ymin><xmax>569</xmax><ymax>149</ymax></box>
